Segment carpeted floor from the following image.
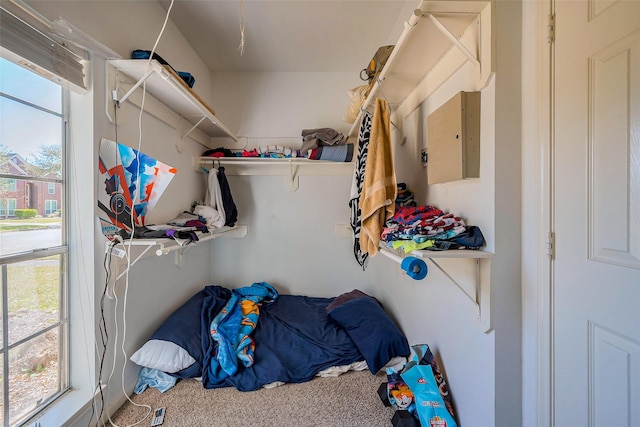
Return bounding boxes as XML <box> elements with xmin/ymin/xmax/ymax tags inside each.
<box><xmin>110</xmin><ymin>370</ymin><xmax>395</xmax><ymax>426</ymax></box>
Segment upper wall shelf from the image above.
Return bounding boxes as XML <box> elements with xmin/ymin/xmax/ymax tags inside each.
<box><xmin>348</xmin><ymin>0</ymin><xmax>491</xmax><ymax>136</ymax></box>
<box><xmin>196</xmin><ymin>157</ymin><xmax>355</xmax><ymax>191</ymax></box>
<box><xmin>108</xmin><ymin>59</ymin><xmax>237</xmax><ymax>141</ymax></box>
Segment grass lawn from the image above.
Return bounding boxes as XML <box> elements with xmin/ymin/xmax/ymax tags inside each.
<box><xmin>6</xmin><ymin>258</ymin><xmax>59</xmax><ymax>313</ymax></box>
<box><xmin>0</xmin><ymin>217</ymin><xmax>61</xmax><ymax>233</ymax></box>
<box><xmin>0</xmin><ymin>224</ymin><xmax>50</xmax><ymax>232</ymax></box>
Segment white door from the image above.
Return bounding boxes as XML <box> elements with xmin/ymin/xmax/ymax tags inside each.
<box><xmin>553</xmin><ymin>1</ymin><xmax>640</xmax><ymax>425</ymax></box>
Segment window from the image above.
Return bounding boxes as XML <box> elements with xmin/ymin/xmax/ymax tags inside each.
<box><xmin>44</xmin><ymin>200</ymin><xmax>57</xmax><ymax>215</ymax></box>
<box><xmin>0</xmin><ymin>199</ymin><xmax>17</xmax><ymax>217</ymax></box>
<box><xmin>0</xmin><ymin>179</ymin><xmax>16</xmax><ymax>192</ymax></box>
<box><xmin>0</xmin><ymin>55</ymin><xmax>68</xmax><ymax>426</ymax></box>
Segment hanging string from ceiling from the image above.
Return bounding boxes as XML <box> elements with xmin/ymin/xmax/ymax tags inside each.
<box><xmin>238</xmin><ymin>0</ymin><xmax>246</xmax><ymax>55</ymax></box>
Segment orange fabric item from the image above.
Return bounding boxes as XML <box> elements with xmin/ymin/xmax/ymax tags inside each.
<box><xmin>359</xmin><ymin>98</ymin><xmax>397</xmax><ymax>256</ymax></box>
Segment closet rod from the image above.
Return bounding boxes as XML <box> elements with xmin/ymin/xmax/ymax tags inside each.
<box><xmin>199</xmin><ymin>157</ymin><xmax>354</xmax><ymax>168</ymax></box>
<box><xmin>359</xmin><ymin>77</ymin><xmax>400</xmax><ymax>131</ymax></box>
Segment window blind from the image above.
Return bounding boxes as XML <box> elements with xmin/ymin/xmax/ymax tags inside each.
<box><xmin>0</xmin><ymin>4</ymin><xmax>86</xmax><ymax>91</ymax></box>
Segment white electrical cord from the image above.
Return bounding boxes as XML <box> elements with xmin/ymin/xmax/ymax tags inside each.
<box><xmin>105</xmin><ymin>1</ymin><xmax>175</xmax><ymax>426</ymax></box>
<box><xmin>105</xmin><ymin>245</ymin><xmax>152</xmax><ymax>427</ymax></box>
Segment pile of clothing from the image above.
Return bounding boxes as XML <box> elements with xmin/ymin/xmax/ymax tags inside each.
<box><xmin>302</xmin><ymin>128</ymin><xmax>353</xmax><ymax>162</ymax></box>
<box><xmin>203</xmin><ymin>146</ymin><xmax>302</xmax><ymax>159</ymax></box>
<box><xmin>300</xmin><ymin>127</ymin><xmax>347</xmax><ymax>151</ymax></box>
<box><xmin>381</xmin><ymin>185</ymin><xmax>485</xmax><ymax>253</ymax></box>
<box><xmin>395</xmin><ymin>183</ymin><xmax>416</xmax><ymax>208</ymax></box>
<box><xmin>116</xmin><ymin>212</ymin><xmax>209</xmax><ymax>247</ymax></box>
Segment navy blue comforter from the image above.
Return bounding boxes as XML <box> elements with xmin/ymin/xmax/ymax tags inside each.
<box><xmin>200</xmin><ymin>288</ymin><xmax>362</xmax><ymax>391</ymax></box>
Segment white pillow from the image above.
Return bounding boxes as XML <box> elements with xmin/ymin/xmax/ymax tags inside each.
<box><xmin>130</xmin><ymin>339</ymin><xmax>195</xmax><ymax>373</ymax></box>
<box><xmin>343</xmin><ymin>84</ymin><xmax>372</xmax><ymax>123</ymax></box>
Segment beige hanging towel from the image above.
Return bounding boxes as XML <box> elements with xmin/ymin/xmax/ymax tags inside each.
<box><xmin>359</xmin><ymin>98</ymin><xmax>397</xmax><ymax>257</ymax></box>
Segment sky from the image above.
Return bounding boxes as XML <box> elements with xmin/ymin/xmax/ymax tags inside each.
<box><xmin>0</xmin><ymin>57</ymin><xmax>62</xmax><ymax>160</ymax></box>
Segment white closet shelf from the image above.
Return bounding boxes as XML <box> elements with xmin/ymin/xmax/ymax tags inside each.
<box><xmin>108</xmin><ymin>59</ymin><xmax>237</xmax><ymax>140</ymax></box>
<box><xmin>112</xmin><ymin>225</ymin><xmax>247</xmax><ymax>280</ymax></box>
<box><xmin>348</xmin><ymin>0</ymin><xmax>491</xmax><ymax>136</ymax></box>
<box><xmin>196</xmin><ymin>157</ymin><xmax>355</xmax><ymax>191</ymax></box>
<box><xmin>379</xmin><ymin>244</ymin><xmax>493</xmax><ymax>332</ymax></box>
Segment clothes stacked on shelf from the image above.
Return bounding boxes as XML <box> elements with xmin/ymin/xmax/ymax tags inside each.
<box><xmin>301</xmin><ymin>128</ymin><xmax>354</xmax><ymax>162</ymax></box>
<box><xmin>395</xmin><ymin>183</ymin><xmax>416</xmax><ymax>208</ymax></box>
<box><xmin>381</xmin><ymin>184</ymin><xmax>485</xmax><ymax>253</ymax></box>
<box><xmin>201</xmin><ymin>126</ymin><xmax>354</xmax><ymax>162</ymax></box>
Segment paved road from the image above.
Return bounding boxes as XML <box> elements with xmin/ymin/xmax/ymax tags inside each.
<box><xmin>0</xmin><ymin>228</ymin><xmax>62</xmax><ymax>257</ymax></box>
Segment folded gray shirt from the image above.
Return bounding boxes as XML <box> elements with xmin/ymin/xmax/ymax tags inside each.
<box><xmin>301</xmin><ymin>127</ymin><xmax>347</xmax><ymax>152</ymax></box>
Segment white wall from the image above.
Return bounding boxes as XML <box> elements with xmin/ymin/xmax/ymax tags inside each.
<box><xmin>210</xmin><ymin>71</ymin><xmax>356</xmax><ymax>141</ymax></box>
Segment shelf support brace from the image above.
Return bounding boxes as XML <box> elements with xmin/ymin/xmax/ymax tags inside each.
<box><xmin>426</xmin><ymin>258</ymin><xmax>480</xmax><ymax>315</ymax></box>
<box><xmin>114</xmin><ymin>244</ymin><xmax>154</xmax><ymax>281</ymax></box>
<box><xmin>173</xmin><ymin>244</ymin><xmax>194</xmax><ymax>268</ymax></box>
<box><xmin>379</xmin><ymin>245</ymin><xmax>490</xmax><ymax>328</ymax></box>
<box><xmin>115</xmin><ymin>68</ymin><xmax>155</xmax><ymax>105</ymax></box>
<box><xmin>182</xmin><ymin>116</ymin><xmax>207</xmax><ymax>139</ymax></box>
<box><xmin>284</xmin><ymin>159</ymin><xmax>300</xmax><ymax>191</ymax></box>
<box><xmin>423</xmin><ymin>13</ymin><xmax>480</xmax><ymax>69</ymax></box>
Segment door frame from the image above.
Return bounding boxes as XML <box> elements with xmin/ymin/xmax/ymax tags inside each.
<box><xmin>521</xmin><ymin>0</ymin><xmax>553</xmax><ymax>426</ymax></box>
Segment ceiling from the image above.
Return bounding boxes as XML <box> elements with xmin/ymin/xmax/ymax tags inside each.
<box><xmin>158</xmin><ymin>0</ymin><xmax>415</xmax><ymax>73</ymax></box>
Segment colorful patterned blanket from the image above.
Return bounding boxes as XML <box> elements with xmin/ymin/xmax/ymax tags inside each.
<box><xmin>205</xmin><ymin>282</ymin><xmax>278</xmax><ymax>382</ymax></box>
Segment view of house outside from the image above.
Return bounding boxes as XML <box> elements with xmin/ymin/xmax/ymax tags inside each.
<box><xmin>0</xmin><ymin>57</ymin><xmax>64</xmax><ymax>254</ymax></box>
<box><xmin>1</xmin><ymin>153</ymin><xmax>62</xmax><ymax>218</ymax></box>
<box><xmin>0</xmin><ymin>56</ymin><xmax>68</xmax><ymax>426</ymax></box>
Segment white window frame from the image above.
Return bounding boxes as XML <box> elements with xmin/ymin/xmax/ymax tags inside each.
<box><xmin>44</xmin><ymin>199</ymin><xmax>56</xmax><ymax>215</ymax></box>
<box><xmin>47</xmin><ymin>182</ymin><xmax>54</xmax><ymax>194</ymax></box>
<box><xmin>0</xmin><ymin>198</ymin><xmax>17</xmax><ymax>216</ymax></box>
<box><xmin>1</xmin><ymin>1</ymin><xmax>95</xmax><ymax>425</ymax></box>
<box><xmin>0</xmin><ymin>52</ymin><xmax>69</xmax><ymax>427</ymax></box>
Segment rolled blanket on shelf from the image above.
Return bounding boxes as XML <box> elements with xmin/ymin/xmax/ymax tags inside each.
<box><xmin>307</xmin><ymin>144</ymin><xmax>354</xmax><ymax>162</ymax></box>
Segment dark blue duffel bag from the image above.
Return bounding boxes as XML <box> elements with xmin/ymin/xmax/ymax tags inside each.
<box><xmin>131</xmin><ymin>49</ymin><xmax>196</xmax><ymax>88</ymax></box>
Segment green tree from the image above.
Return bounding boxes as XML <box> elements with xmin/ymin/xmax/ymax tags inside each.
<box><xmin>0</xmin><ymin>144</ymin><xmax>12</xmax><ymax>218</ymax></box>
<box><xmin>28</xmin><ymin>144</ymin><xmax>62</xmax><ymax>178</ymax></box>
<box><xmin>0</xmin><ymin>144</ymin><xmax>9</xmax><ymax>167</ymax></box>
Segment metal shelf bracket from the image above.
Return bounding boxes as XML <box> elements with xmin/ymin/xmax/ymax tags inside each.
<box><xmin>379</xmin><ymin>245</ymin><xmax>493</xmax><ymax>332</ymax></box>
